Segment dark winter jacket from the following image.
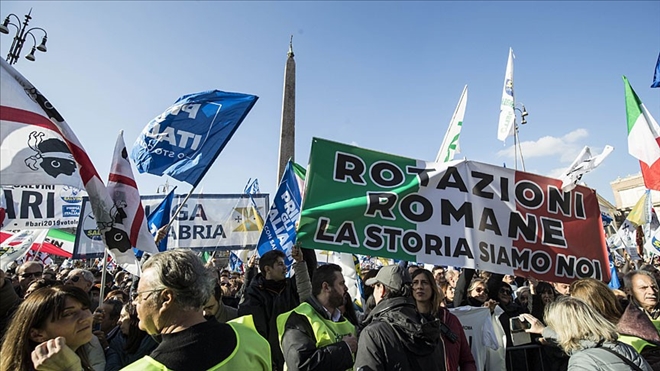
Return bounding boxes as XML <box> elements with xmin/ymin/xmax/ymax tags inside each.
<box><xmin>617</xmin><ymin>303</ymin><xmax>660</xmax><ymax>370</ymax></box>
<box><xmin>237</xmin><ymin>260</ymin><xmax>312</xmax><ymax>371</ymax></box>
<box><xmin>355</xmin><ymin>296</ymin><xmax>446</xmax><ymax>371</ymax></box>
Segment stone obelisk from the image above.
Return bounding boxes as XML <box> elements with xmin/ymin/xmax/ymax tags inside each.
<box><xmin>277</xmin><ymin>36</ymin><xmax>296</xmax><ymax>184</ymax></box>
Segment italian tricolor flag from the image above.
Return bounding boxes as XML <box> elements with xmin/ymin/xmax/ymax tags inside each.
<box><xmin>624</xmin><ymin>76</ymin><xmax>660</xmax><ymax>191</ymax></box>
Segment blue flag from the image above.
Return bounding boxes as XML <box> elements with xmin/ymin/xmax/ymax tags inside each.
<box><xmin>256</xmin><ymin>160</ymin><xmax>306</xmax><ymax>267</ymax></box>
<box><xmin>601</xmin><ymin>212</ymin><xmax>613</xmax><ymax>227</ymax></box>
<box><xmin>131</xmin><ymin>90</ymin><xmax>258</xmax><ymax>186</ymax></box>
<box><xmin>229</xmin><ymin>251</ymin><xmax>244</xmax><ymax>273</ymax></box>
<box><xmin>135</xmin><ymin>187</ymin><xmax>176</xmax><ymax>258</ymax></box>
<box><xmin>653</xmin><ymin>53</ymin><xmax>660</xmax><ymax>88</ymax></box>
<box><xmin>608</xmin><ymin>253</ymin><xmax>621</xmax><ymax>289</ymax></box>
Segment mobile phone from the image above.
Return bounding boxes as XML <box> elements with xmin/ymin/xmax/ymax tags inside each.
<box><xmin>510</xmin><ymin>316</ymin><xmax>530</xmax><ymax>332</ymax></box>
<box><xmin>93</xmin><ymin>323</ymin><xmax>101</xmax><ymax>331</ymax></box>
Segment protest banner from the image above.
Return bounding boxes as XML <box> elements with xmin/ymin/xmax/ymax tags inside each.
<box><xmin>74</xmin><ymin>193</ymin><xmax>269</xmax><ymax>257</ymax></box>
<box><xmin>141</xmin><ymin>193</ymin><xmax>269</xmax><ymax>250</ymax></box>
<box><xmin>297</xmin><ymin>138</ymin><xmax>609</xmax><ymax>284</ymax></box>
<box><xmin>1</xmin><ymin>185</ymin><xmax>84</xmax><ymax>230</ymax></box>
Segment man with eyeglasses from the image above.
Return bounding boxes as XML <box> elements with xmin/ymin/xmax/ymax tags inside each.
<box><xmin>64</xmin><ymin>268</ymin><xmax>94</xmax><ymax>293</ymax></box>
<box><xmin>16</xmin><ymin>261</ymin><xmax>43</xmax><ymax>298</ymax></box>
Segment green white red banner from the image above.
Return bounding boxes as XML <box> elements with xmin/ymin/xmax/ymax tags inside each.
<box><xmin>297</xmin><ymin>138</ymin><xmax>609</xmax><ymax>284</ymax></box>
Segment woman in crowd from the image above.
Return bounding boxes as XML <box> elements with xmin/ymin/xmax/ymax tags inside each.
<box><xmin>412</xmin><ymin>268</ymin><xmax>476</xmax><ymax>371</ymax></box>
<box><xmin>570</xmin><ymin>278</ymin><xmax>622</xmax><ymax>324</ymax></box>
<box><xmin>521</xmin><ymin>296</ymin><xmax>652</xmax><ymax>370</ymax></box>
<box><xmin>0</xmin><ymin>285</ymin><xmax>95</xmax><ymax>371</ymax></box>
<box><xmin>530</xmin><ymin>281</ymin><xmax>556</xmax><ymax>324</ymax></box>
<box><xmin>439</xmin><ymin>282</ymin><xmax>455</xmax><ymax>308</ymax></box>
<box><xmin>104</xmin><ymin>303</ymin><xmax>158</xmax><ymax>371</ymax></box>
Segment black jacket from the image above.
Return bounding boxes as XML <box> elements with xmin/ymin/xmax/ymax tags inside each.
<box><xmin>237</xmin><ymin>261</ymin><xmax>312</xmax><ymax>371</ymax></box>
<box><xmin>280</xmin><ymin>296</ymin><xmax>355</xmax><ymax>371</ymax></box>
<box><xmin>355</xmin><ymin>297</ymin><xmax>446</xmax><ymax>371</ymax></box>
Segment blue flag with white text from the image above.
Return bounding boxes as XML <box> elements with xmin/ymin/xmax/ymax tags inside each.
<box><xmin>256</xmin><ymin>161</ymin><xmax>306</xmax><ymax>267</ymax></box>
<box><xmin>135</xmin><ymin>187</ymin><xmax>175</xmax><ymax>258</ymax></box>
<box><xmin>653</xmin><ymin>53</ymin><xmax>660</xmax><ymax>88</ymax></box>
<box><xmin>130</xmin><ymin>90</ymin><xmax>258</xmax><ymax>186</ymax></box>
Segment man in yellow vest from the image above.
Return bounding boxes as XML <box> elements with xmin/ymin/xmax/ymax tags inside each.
<box><xmin>277</xmin><ymin>263</ymin><xmax>357</xmax><ymax>371</ymax></box>
<box><xmin>31</xmin><ymin>249</ymin><xmax>271</xmax><ymax>371</ymax></box>
<box><xmin>618</xmin><ymin>270</ymin><xmax>660</xmax><ymax>369</ymax></box>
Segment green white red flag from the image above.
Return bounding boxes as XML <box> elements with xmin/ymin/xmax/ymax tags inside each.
<box><xmin>624</xmin><ymin>76</ymin><xmax>660</xmax><ymax>191</ymax></box>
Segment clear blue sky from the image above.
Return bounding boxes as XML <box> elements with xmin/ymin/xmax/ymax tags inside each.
<box><xmin>1</xmin><ymin>1</ymin><xmax>658</xmax><ymax>204</ymax></box>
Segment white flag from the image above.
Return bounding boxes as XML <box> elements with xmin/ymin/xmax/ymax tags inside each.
<box><xmin>436</xmin><ymin>85</ymin><xmax>468</xmax><ymax>163</ymax></box>
<box><xmin>559</xmin><ymin>145</ymin><xmax>614</xmax><ymax>191</ymax></box>
<box><xmin>0</xmin><ymin>229</ymin><xmax>48</xmax><ymax>270</ymax></box>
<box><xmin>0</xmin><ymin>59</ymin><xmax>141</xmax><ymax>275</ymax></box>
<box><xmin>108</xmin><ymin>131</ymin><xmax>158</xmax><ymax>254</ymax></box>
<box><xmin>497</xmin><ymin>48</ymin><xmax>516</xmax><ymax>142</ymax></box>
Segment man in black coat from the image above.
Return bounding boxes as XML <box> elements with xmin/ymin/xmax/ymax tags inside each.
<box><xmin>355</xmin><ymin>264</ymin><xmax>446</xmax><ymax>371</ymax></box>
<box><xmin>237</xmin><ymin>247</ymin><xmax>313</xmax><ymax>371</ymax></box>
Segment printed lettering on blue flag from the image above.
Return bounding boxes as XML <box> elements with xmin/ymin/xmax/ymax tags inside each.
<box><xmin>229</xmin><ymin>251</ymin><xmax>244</xmax><ymax>273</ymax></box>
<box><xmin>256</xmin><ymin>161</ymin><xmax>303</xmax><ymax>267</ymax></box>
<box><xmin>652</xmin><ymin>53</ymin><xmax>660</xmax><ymax>88</ymax></box>
<box><xmin>131</xmin><ymin>90</ymin><xmax>258</xmax><ymax>187</ymax></box>
<box><xmin>135</xmin><ymin>188</ymin><xmax>176</xmax><ymax>258</ymax></box>
<box><xmin>608</xmin><ymin>253</ymin><xmax>621</xmax><ymax>289</ymax></box>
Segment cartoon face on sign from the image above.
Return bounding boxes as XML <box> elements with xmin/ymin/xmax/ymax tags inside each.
<box><xmin>24</xmin><ymin>131</ymin><xmax>77</xmax><ymax>178</ymax></box>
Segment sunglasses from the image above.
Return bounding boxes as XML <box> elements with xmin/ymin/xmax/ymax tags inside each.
<box><xmin>68</xmin><ymin>275</ymin><xmax>82</xmax><ymax>283</ymax></box>
<box><xmin>20</xmin><ymin>271</ymin><xmax>42</xmax><ymax>279</ymax></box>
<box><xmin>474</xmin><ymin>287</ymin><xmax>488</xmax><ymax>294</ymax></box>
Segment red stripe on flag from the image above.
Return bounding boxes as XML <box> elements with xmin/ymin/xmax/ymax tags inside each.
<box><xmin>1</xmin><ymin>106</ymin><xmax>100</xmax><ymax>184</ymax></box>
<box><xmin>130</xmin><ymin>206</ymin><xmax>145</xmax><ymax>247</ymax></box>
<box><xmin>1</xmin><ymin>105</ymin><xmax>59</xmax><ymax>131</ymax></box>
<box><xmin>108</xmin><ymin>173</ymin><xmax>138</xmax><ymax>188</ymax></box>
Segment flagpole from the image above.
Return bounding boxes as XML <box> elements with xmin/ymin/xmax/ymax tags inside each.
<box><xmin>513</xmin><ymin>103</ymin><xmax>529</xmax><ymax>171</ymax></box>
<box><xmin>156</xmin><ymin>185</ymin><xmax>197</xmax><ymax>244</ymax></box>
<box><xmin>99</xmin><ymin>247</ymin><xmax>109</xmax><ymax>302</ymax></box>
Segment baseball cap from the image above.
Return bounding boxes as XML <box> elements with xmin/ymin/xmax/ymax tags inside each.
<box><xmin>365</xmin><ymin>265</ymin><xmax>411</xmax><ymax>291</ymax></box>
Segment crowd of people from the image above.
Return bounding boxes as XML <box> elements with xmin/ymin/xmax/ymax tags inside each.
<box><xmin>0</xmin><ymin>246</ymin><xmax>659</xmax><ymax>371</ymax></box>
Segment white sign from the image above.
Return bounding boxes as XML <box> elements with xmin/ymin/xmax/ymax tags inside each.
<box><xmin>1</xmin><ymin>185</ymin><xmax>84</xmax><ymax>230</ymax></box>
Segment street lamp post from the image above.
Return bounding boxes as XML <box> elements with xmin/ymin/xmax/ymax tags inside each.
<box><xmin>513</xmin><ymin>103</ymin><xmax>529</xmax><ymax>171</ymax></box>
<box><xmin>0</xmin><ymin>8</ymin><xmax>48</xmax><ymax>65</ymax></box>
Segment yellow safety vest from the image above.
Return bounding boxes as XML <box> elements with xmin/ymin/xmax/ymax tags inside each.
<box><xmin>120</xmin><ymin>315</ymin><xmax>271</xmax><ymax>371</ymax></box>
<box><xmin>619</xmin><ymin>319</ymin><xmax>660</xmax><ymax>353</ymax></box>
<box><xmin>276</xmin><ymin>301</ymin><xmax>356</xmax><ymax>370</ymax></box>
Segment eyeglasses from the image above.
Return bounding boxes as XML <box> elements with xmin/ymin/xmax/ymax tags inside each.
<box><xmin>20</xmin><ymin>271</ymin><xmax>43</xmax><ymax>279</ymax></box>
<box><xmin>132</xmin><ymin>288</ymin><xmax>165</xmax><ymax>304</ymax></box>
<box><xmin>68</xmin><ymin>275</ymin><xmax>82</xmax><ymax>283</ymax></box>
<box><xmin>474</xmin><ymin>287</ymin><xmax>488</xmax><ymax>294</ymax></box>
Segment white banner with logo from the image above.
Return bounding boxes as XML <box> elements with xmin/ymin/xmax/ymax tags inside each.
<box><xmin>1</xmin><ymin>185</ymin><xmax>84</xmax><ymax>230</ymax></box>
<box><xmin>74</xmin><ymin>193</ymin><xmax>269</xmax><ymax>257</ymax></box>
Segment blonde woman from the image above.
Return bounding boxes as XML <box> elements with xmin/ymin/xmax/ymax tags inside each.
<box><xmin>520</xmin><ymin>296</ymin><xmax>652</xmax><ymax>370</ymax></box>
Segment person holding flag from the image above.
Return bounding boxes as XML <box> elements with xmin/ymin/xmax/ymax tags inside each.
<box><xmin>238</xmin><ymin>246</ymin><xmax>312</xmax><ymax>371</ymax></box>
